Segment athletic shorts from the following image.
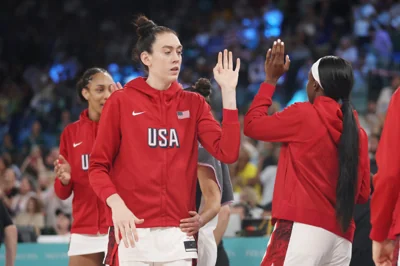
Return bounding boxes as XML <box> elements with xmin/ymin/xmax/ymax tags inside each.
<box><xmin>261</xmin><ymin>220</ymin><xmax>352</xmax><ymax>266</ymax></box>
<box><xmin>68</xmin><ymin>233</ymin><xmax>108</xmax><ymax>256</ymax></box>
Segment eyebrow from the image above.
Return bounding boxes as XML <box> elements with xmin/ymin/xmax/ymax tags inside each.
<box><xmin>162</xmin><ymin>45</ymin><xmax>183</xmax><ymax>49</ymax></box>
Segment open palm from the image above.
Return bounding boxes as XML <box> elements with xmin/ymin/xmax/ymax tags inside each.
<box><xmin>213</xmin><ymin>49</ymin><xmax>241</xmax><ymax>91</ymax></box>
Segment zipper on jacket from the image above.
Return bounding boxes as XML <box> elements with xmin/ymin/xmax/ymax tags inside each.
<box><xmin>161</xmin><ymin>91</ymin><xmax>167</xmax><ymax>226</ymax></box>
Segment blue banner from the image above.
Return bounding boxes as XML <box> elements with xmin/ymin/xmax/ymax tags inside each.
<box><xmin>0</xmin><ymin>237</ymin><xmax>269</xmax><ymax>266</ymax></box>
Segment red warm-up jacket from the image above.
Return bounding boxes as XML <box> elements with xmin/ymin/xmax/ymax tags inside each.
<box><xmin>244</xmin><ymin>83</ymin><xmax>370</xmax><ymax>242</ymax></box>
<box><xmin>89</xmin><ymin>77</ymin><xmax>240</xmax><ymax>227</ymax></box>
<box><xmin>370</xmin><ymin>88</ymin><xmax>400</xmax><ymax>242</ymax></box>
<box><xmin>54</xmin><ymin>109</ymin><xmax>108</xmax><ymax>234</ymax></box>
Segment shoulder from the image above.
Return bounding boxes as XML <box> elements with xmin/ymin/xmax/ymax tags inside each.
<box><xmin>178</xmin><ymin>89</ymin><xmax>204</xmax><ymax>102</ymax></box>
<box><xmin>277</xmin><ymin>101</ymin><xmax>314</xmax><ymax>116</ymax></box>
<box><xmin>391</xmin><ymin>87</ymin><xmax>400</xmax><ymax>104</ymax></box>
<box><xmin>62</xmin><ymin>121</ymin><xmax>78</xmax><ymax>137</ymax></box>
<box><xmin>108</xmin><ymin>89</ymin><xmax>127</xmax><ymax>102</ymax></box>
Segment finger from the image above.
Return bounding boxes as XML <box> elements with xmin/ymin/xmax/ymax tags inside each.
<box><xmin>110</xmin><ymin>84</ymin><xmax>116</xmax><ymax>93</ymax></box>
<box><xmin>117</xmin><ymin>82</ymin><xmax>123</xmax><ymax>90</ymax></box>
<box><xmin>223</xmin><ymin>49</ymin><xmax>228</xmax><ymax>70</ymax></box>
<box><xmin>126</xmin><ymin>222</ymin><xmax>135</xmax><ymax>247</ymax></box>
<box><xmin>228</xmin><ymin>51</ymin><xmax>233</xmax><ymax>70</ymax></box>
<box><xmin>180</xmin><ymin>222</ymin><xmax>197</xmax><ymax>229</ymax></box>
<box><xmin>266</xmin><ymin>49</ymin><xmax>271</xmax><ymax>64</ymax></box>
<box><xmin>134</xmin><ymin>218</ymin><xmax>144</xmax><ymax>224</ymax></box>
<box><xmin>217</xmin><ymin>51</ymin><xmax>222</xmax><ymax>67</ymax></box>
<box><xmin>284</xmin><ymin>55</ymin><xmax>291</xmax><ymax>72</ymax></box>
<box><xmin>118</xmin><ymin>223</ymin><xmax>129</xmax><ymax>248</ymax></box>
<box><xmin>276</xmin><ymin>39</ymin><xmax>281</xmax><ymax>56</ymax></box>
<box><xmin>59</xmin><ymin>155</ymin><xmax>67</xmax><ymax>164</ymax></box>
<box><xmin>186</xmin><ymin>230</ymin><xmax>198</xmax><ymax>236</ymax></box>
<box><xmin>235</xmin><ymin>58</ymin><xmax>241</xmax><ymax>73</ymax></box>
<box><xmin>271</xmin><ymin>41</ymin><xmax>277</xmax><ymax>61</ymax></box>
<box><xmin>279</xmin><ymin>41</ymin><xmax>285</xmax><ymax>64</ymax></box>
<box><xmin>180</xmin><ymin>217</ymin><xmax>196</xmax><ymax>223</ymax></box>
<box><xmin>114</xmin><ymin>224</ymin><xmax>120</xmax><ymax>244</ymax></box>
<box><xmin>130</xmin><ymin>220</ymin><xmax>139</xmax><ymax>243</ymax></box>
<box><xmin>188</xmin><ymin>211</ymin><xmax>198</xmax><ymax>216</ymax></box>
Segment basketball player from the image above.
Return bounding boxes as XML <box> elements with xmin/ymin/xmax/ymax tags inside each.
<box><xmin>89</xmin><ymin>15</ymin><xmax>241</xmax><ymax>266</ymax></box>
<box><xmin>244</xmin><ymin>40</ymin><xmax>370</xmax><ymax>266</ymax></box>
<box><xmin>54</xmin><ymin>67</ymin><xmax>121</xmax><ymax>266</ymax></box>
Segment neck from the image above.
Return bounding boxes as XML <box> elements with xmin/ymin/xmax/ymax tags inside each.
<box><xmin>146</xmin><ymin>75</ymin><xmax>171</xmax><ymax>91</ymax></box>
<box><xmin>87</xmin><ymin>107</ymin><xmax>100</xmax><ymax>122</ymax></box>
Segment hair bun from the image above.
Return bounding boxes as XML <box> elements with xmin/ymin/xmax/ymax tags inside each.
<box><xmin>194</xmin><ymin>78</ymin><xmax>212</xmax><ymax>97</ymax></box>
<box><xmin>135</xmin><ymin>15</ymin><xmax>157</xmax><ymax>38</ymax></box>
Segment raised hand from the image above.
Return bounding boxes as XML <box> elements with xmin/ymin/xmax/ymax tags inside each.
<box><xmin>54</xmin><ymin>155</ymin><xmax>71</xmax><ymax>185</ymax></box>
<box><xmin>213</xmin><ymin>49</ymin><xmax>241</xmax><ymax>91</ymax></box>
<box><xmin>265</xmin><ymin>39</ymin><xmax>290</xmax><ymax>85</ymax></box>
<box><xmin>110</xmin><ymin>82</ymin><xmax>123</xmax><ymax>93</ymax></box>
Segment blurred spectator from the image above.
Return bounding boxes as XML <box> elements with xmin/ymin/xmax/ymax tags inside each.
<box><xmin>15</xmin><ymin>196</ymin><xmax>45</xmax><ymax>236</ymax></box>
<box><xmin>10</xmin><ymin>175</ymin><xmax>36</xmax><ymax>216</ymax></box>
<box><xmin>231</xmin><ymin>145</ymin><xmax>260</xmax><ymax>199</ymax></box>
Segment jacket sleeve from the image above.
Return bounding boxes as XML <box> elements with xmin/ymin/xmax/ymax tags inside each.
<box><xmin>370</xmin><ymin>89</ymin><xmax>400</xmax><ymax>242</ymax></box>
<box><xmin>89</xmin><ymin>95</ymin><xmax>121</xmax><ymax>203</ymax></box>
<box><xmin>356</xmin><ymin>128</ymin><xmax>371</xmax><ymax>204</ymax></box>
<box><xmin>243</xmin><ymin>83</ymin><xmax>307</xmax><ymax>143</ymax></box>
<box><xmin>54</xmin><ymin>129</ymin><xmax>73</xmax><ymax>200</ymax></box>
<box><xmin>197</xmin><ymin>96</ymin><xmax>240</xmax><ymax>164</ymax></box>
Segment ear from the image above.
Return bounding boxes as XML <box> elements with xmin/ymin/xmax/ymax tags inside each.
<box><xmin>82</xmin><ymin>88</ymin><xmax>90</xmax><ymax>101</ymax></box>
<box><xmin>140</xmin><ymin>51</ymin><xmax>151</xmax><ymax>68</ymax></box>
<box><xmin>313</xmin><ymin>80</ymin><xmax>318</xmax><ymax>89</ymax></box>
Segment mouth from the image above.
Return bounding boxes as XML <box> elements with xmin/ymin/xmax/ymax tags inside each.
<box><xmin>170</xmin><ymin>67</ymin><xmax>179</xmax><ymax>72</ymax></box>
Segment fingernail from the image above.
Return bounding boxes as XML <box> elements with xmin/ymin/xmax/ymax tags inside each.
<box><xmin>281</xmin><ymin>42</ymin><xmax>284</xmax><ymax>45</ymax></box>
<box><xmin>278</xmin><ymin>39</ymin><xmax>281</xmax><ymax>42</ymax></box>
<box><xmin>274</xmin><ymin>41</ymin><xmax>276</xmax><ymax>45</ymax></box>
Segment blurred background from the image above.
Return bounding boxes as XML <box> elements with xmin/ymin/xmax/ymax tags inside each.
<box><xmin>0</xmin><ymin>0</ymin><xmax>398</xmax><ymax>265</ymax></box>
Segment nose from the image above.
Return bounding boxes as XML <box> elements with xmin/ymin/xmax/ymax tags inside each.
<box><xmin>172</xmin><ymin>51</ymin><xmax>180</xmax><ymax>62</ymax></box>
<box><xmin>104</xmin><ymin>90</ymin><xmax>111</xmax><ymax>100</ymax></box>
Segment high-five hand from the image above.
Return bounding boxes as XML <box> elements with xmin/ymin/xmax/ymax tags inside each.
<box><xmin>265</xmin><ymin>39</ymin><xmax>290</xmax><ymax>85</ymax></box>
<box><xmin>110</xmin><ymin>82</ymin><xmax>123</xmax><ymax>93</ymax></box>
<box><xmin>213</xmin><ymin>49</ymin><xmax>241</xmax><ymax>110</ymax></box>
<box><xmin>213</xmin><ymin>49</ymin><xmax>241</xmax><ymax>92</ymax></box>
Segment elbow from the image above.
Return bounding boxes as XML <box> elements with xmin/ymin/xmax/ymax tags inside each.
<box><xmin>212</xmin><ymin>202</ymin><xmax>222</xmax><ymax>218</ymax></box>
<box><xmin>357</xmin><ymin>193</ymin><xmax>369</xmax><ymax>204</ymax></box>
<box><xmin>222</xmin><ymin>154</ymin><xmax>239</xmax><ymax>164</ymax></box>
<box><xmin>243</xmin><ymin>122</ymin><xmax>255</xmax><ymax>139</ymax></box>
<box><xmin>219</xmin><ymin>204</ymin><xmax>231</xmax><ymax>220</ymax></box>
<box><xmin>56</xmin><ymin>192</ymin><xmax>71</xmax><ymax>201</ymax></box>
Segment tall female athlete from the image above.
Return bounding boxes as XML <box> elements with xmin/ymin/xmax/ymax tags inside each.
<box><xmin>89</xmin><ymin>15</ymin><xmax>241</xmax><ymax>266</ymax></box>
<box><xmin>54</xmin><ymin>67</ymin><xmax>121</xmax><ymax>266</ymax></box>
<box><xmin>244</xmin><ymin>40</ymin><xmax>370</xmax><ymax>266</ymax></box>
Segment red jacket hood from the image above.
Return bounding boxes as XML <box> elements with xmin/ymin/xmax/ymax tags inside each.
<box><xmin>313</xmin><ymin>96</ymin><xmax>360</xmax><ymax>145</ymax></box>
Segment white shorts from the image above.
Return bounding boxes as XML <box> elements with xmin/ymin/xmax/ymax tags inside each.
<box><xmin>119</xmin><ymin>259</ymin><xmax>193</xmax><ymax>266</ymax></box>
<box><xmin>261</xmin><ymin>220</ymin><xmax>352</xmax><ymax>266</ymax></box>
<box><xmin>197</xmin><ymin>214</ymin><xmax>218</xmax><ymax>266</ymax></box>
<box><xmin>105</xmin><ymin>227</ymin><xmax>197</xmax><ymax>264</ymax></box>
<box><xmin>68</xmin><ymin>233</ymin><xmax>108</xmax><ymax>256</ymax></box>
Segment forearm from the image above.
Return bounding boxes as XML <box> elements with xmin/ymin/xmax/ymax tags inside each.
<box><xmin>106</xmin><ymin>193</ymin><xmax>126</xmax><ymax>209</ymax></box>
<box><xmin>214</xmin><ymin>205</ymin><xmax>230</xmax><ymax>245</ymax></box>
<box><xmin>199</xmin><ymin>197</ymin><xmax>221</xmax><ymax>226</ymax></box>
<box><xmin>4</xmin><ymin>225</ymin><xmax>17</xmax><ymax>266</ymax></box>
<box><xmin>221</xmin><ymin>89</ymin><xmax>237</xmax><ymax>110</ymax></box>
